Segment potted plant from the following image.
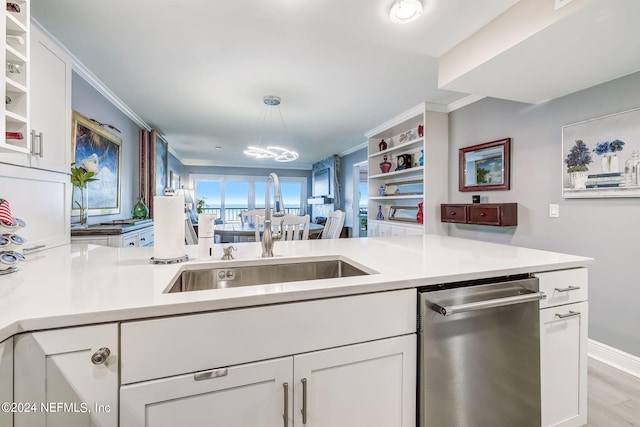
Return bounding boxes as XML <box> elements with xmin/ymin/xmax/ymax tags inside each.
<box><xmin>196</xmin><ymin>197</ymin><xmax>206</xmax><ymax>214</ymax></box>
<box><xmin>565</xmin><ymin>140</ymin><xmax>592</xmax><ymax>189</ymax></box>
<box><xmin>70</xmin><ymin>163</ymin><xmax>98</xmax><ymax>226</ymax></box>
<box><xmin>593</xmin><ymin>139</ymin><xmax>625</xmax><ymax>173</ymax></box>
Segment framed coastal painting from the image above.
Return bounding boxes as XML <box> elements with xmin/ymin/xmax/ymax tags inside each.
<box><xmin>71</xmin><ymin>111</ymin><xmax>122</xmax><ymax>215</ymax></box>
<box><xmin>562</xmin><ymin>108</ymin><xmax>640</xmax><ymax>198</ymax></box>
<box><xmin>141</xmin><ymin>130</ymin><xmax>169</xmax><ymax>218</ymax></box>
<box><xmin>459</xmin><ymin>138</ymin><xmax>511</xmax><ymax>192</ymax></box>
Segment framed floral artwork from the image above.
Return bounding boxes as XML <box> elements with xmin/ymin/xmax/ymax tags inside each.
<box><xmin>562</xmin><ymin>108</ymin><xmax>640</xmax><ymax>198</ymax></box>
<box><xmin>71</xmin><ymin>111</ymin><xmax>122</xmax><ymax>215</ymax></box>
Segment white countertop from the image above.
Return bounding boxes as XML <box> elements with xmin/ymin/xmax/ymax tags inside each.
<box><xmin>0</xmin><ymin>235</ymin><xmax>592</xmax><ymax>342</ymax></box>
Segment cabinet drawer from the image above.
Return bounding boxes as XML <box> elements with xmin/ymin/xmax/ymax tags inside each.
<box><xmin>535</xmin><ymin>268</ymin><xmax>588</xmax><ymax>309</ymax></box>
<box><xmin>121</xmin><ymin>289</ymin><xmax>417</xmax><ymax>384</ymax></box>
<box><xmin>440</xmin><ymin>204</ymin><xmax>467</xmax><ymax>223</ymax></box>
<box><xmin>122</xmin><ymin>234</ymin><xmax>138</xmax><ymax>248</ymax></box>
<box><xmin>467</xmin><ymin>205</ymin><xmax>501</xmax><ymax>225</ymax></box>
<box><xmin>138</xmin><ymin>228</ymin><xmax>154</xmax><ymax>247</ymax></box>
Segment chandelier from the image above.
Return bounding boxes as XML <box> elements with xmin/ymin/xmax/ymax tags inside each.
<box><xmin>244</xmin><ymin>95</ymin><xmax>299</xmax><ymax>162</ymax></box>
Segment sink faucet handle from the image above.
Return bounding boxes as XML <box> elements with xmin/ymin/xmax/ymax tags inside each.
<box><xmin>222</xmin><ymin>245</ymin><xmax>237</xmax><ymax>260</ymax></box>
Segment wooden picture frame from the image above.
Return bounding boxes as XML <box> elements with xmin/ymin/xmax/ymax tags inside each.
<box><xmin>388</xmin><ymin>205</ymin><xmax>419</xmax><ymax>222</ymax></box>
<box><xmin>459</xmin><ymin>138</ymin><xmax>511</xmax><ymax>192</ymax></box>
<box><xmin>142</xmin><ymin>130</ymin><xmax>169</xmax><ymax>218</ymax></box>
<box><xmin>71</xmin><ymin>111</ymin><xmax>122</xmax><ymax>215</ymax></box>
<box><xmin>151</xmin><ymin>130</ymin><xmax>168</xmax><ymax>197</ymax></box>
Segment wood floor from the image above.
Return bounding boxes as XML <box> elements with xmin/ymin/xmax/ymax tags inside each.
<box><xmin>588</xmin><ymin>357</ymin><xmax>640</xmax><ymax>426</ymax></box>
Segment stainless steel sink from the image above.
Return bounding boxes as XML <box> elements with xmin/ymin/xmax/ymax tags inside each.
<box><xmin>166</xmin><ymin>258</ymin><xmax>372</xmax><ymax>293</ymax></box>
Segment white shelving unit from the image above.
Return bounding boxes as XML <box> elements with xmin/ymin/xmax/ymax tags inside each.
<box><xmin>2</xmin><ymin>0</ymin><xmax>29</xmax><ymax>155</ymax></box>
<box><xmin>365</xmin><ymin>104</ymin><xmax>448</xmax><ymax>236</ymax></box>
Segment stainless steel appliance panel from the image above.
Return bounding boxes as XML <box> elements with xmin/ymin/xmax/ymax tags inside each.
<box><xmin>419</xmin><ymin>278</ymin><xmax>542</xmax><ymax>427</ymax></box>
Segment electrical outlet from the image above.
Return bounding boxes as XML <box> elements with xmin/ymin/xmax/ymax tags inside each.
<box><xmin>549</xmin><ymin>204</ymin><xmax>560</xmax><ymax>218</ymax></box>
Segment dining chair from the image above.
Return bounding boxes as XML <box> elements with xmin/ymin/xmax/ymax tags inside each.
<box><xmin>185</xmin><ymin>215</ymin><xmax>198</xmax><ymax>245</ymax></box>
<box><xmin>321</xmin><ymin>210</ymin><xmax>346</xmax><ymax>239</ymax></box>
<box><xmin>240</xmin><ymin>209</ymin><xmax>266</xmax><ymax>225</ymax></box>
<box><xmin>255</xmin><ymin>214</ymin><xmax>310</xmax><ymax>241</ymax></box>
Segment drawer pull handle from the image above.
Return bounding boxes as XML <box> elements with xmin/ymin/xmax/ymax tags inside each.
<box><xmin>283</xmin><ymin>382</ymin><xmax>289</xmax><ymax>427</ymax></box>
<box><xmin>301</xmin><ymin>377</ymin><xmax>308</xmax><ymax>424</ymax></box>
<box><xmin>91</xmin><ymin>347</ymin><xmax>111</xmax><ymax>365</ymax></box>
<box><xmin>194</xmin><ymin>367</ymin><xmax>228</xmax><ymax>381</ymax></box>
<box><xmin>555</xmin><ymin>285</ymin><xmax>581</xmax><ymax>293</ymax></box>
<box><xmin>23</xmin><ymin>244</ymin><xmax>46</xmax><ymax>252</ymax></box>
<box><xmin>555</xmin><ymin>311</ymin><xmax>581</xmax><ymax>319</ymax></box>
<box><xmin>450</xmin><ymin>212</ymin><xmax>456</xmax><ymax>215</ymax></box>
<box><xmin>129</xmin><ymin>241</ymin><xmax>135</xmax><ymax>246</ymax></box>
<box><xmin>479</xmin><ymin>212</ymin><xmax>486</xmax><ymax>216</ymax></box>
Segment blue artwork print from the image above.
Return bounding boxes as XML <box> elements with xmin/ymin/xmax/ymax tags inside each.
<box><xmin>72</xmin><ymin>112</ymin><xmax>122</xmax><ymax>215</ymax></box>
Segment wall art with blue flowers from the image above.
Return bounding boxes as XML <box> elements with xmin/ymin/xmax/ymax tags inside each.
<box><xmin>562</xmin><ymin>108</ymin><xmax>640</xmax><ymax>198</ymax></box>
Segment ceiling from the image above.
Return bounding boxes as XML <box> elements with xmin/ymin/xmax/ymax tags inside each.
<box><xmin>31</xmin><ymin>0</ymin><xmax>640</xmax><ymax>169</ymax></box>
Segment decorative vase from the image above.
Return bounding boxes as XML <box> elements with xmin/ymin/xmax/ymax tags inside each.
<box><xmin>601</xmin><ymin>154</ymin><xmax>619</xmax><ymax>173</ymax></box>
<box><xmin>78</xmin><ymin>186</ymin><xmax>89</xmax><ymax>227</ymax></box>
<box><xmin>132</xmin><ymin>197</ymin><xmax>149</xmax><ymax>219</ymax></box>
<box><xmin>378</xmin><ymin>185</ymin><xmax>385</xmax><ymax>196</ymax></box>
<box><xmin>379</xmin><ymin>155</ymin><xmax>392</xmax><ymax>174</ymax></box>
<box><xmin>416</xmin><ymin>202</ymin><xmax>424</xmax><ymax>224</ymax></box>
<box><xmin>419</xmin><ymin>150</ymin><xmax>424</xmax><ymax>166</ymax></box>
<box><xmin>378</xmin><ymin>139</ymin><xmax>387</xmax><ymax>151</ymax></box>
<box><xmin>569</xmin><ymin>171</ymin><xmax>589</xmax><ymax>190</ymax></box>
<box><xmin>376</xmin><ymin>205</ymin><xmax>384</xmax><ymax>220</ymax></box>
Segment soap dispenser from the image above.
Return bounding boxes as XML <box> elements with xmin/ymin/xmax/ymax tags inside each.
<box><xmin>197</xmin><ymin>214</ymin><xmax>216</xmax><ymax>259</ymax></box>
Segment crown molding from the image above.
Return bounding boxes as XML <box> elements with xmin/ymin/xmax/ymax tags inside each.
<box><xmin>339</xmin><ymin>141</ymin><xmax>367</xmax><ymax>157</ymax></box>
<box><xmin>31</xmin><ymin>19</ymin><xmax>152</xmax><ymax>132</ymax></box>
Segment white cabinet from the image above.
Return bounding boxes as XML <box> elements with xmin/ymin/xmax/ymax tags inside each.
<box><xmin>0</xmin><ymin>337</ymin><xmax>13</xmax><ymax>427</ymax></box>
<box><xmin>0</xmin><ymin>163</ymin><xmax>70</xmax><ymax>251</ymax></box>
<box><xmin>14</xmin><ymin>323</ymin><xmax>119</xmax><ymax>427</ymax></box>
<box><xmin>368</xmin><ymin>219</ymin><xmax>423</xmax><ymax>237</ymax></box>
<box><xmin>0</xmin><ymin>0</ymin><xmax>30</xmax><ymax>163</ymax></box>
<box><xmin>120</xmin><ymin>335</ymin><xmax>415</xmax><ymax>427</ymax></box>
<box><xmin>293</xmin><ymin>335</ymin><xmax>415</xmax><ymax>427</ymax></box>
<box><xmin>365</xmin><ymin>104</ymin><xmax>448</xmax><ymax>236</ymax></box>
<box><xmin>121</xmin><ymin>357</ymin><xmax>292</xmax><ymax>427</ymax></box>
<box><xmin>71</xmin><ymin>225</ymin><xmax>154</xmax><ymax>248</ymax></box>
<box><xmin>120</xmin><ymin>290</ymin><xmax>417</xmax><ymax>426</ymax></box>
<box><xmin>29</xmin><ymin>24</ymin><xmax>72</xmax><ymax>173</ymax></box>
<box><xmin>536</xmin><ymin>268</ymin><xmax>588</xmax><ymax>427</ymax></box>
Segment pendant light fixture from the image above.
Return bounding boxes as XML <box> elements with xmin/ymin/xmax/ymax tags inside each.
<box><xmin>244</xmin><ymin>95</ymin><xmax>299</xmax><ymax>162</ymax></box>
<box><xmin>389</xmin><ymin>0</ymin><xmax>423</xmax><ymax>24</ymax></box>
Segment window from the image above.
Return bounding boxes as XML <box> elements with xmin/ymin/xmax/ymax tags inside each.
<box><xmin>192</xmin><ymin>174</ymin><xmax>307</xmax><ymax>222</ymax></box>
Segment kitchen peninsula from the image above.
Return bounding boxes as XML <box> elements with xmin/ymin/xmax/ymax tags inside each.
<box><xmin>0</xmin><ymin>235</ymin><xmax>591</xmax><ymax>427</ymax></box>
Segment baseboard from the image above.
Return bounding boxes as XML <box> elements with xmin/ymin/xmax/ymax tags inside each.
<box><xmin>588</xmin><ymin>339</ymin><xmax>640</xmax><ymax>378</ymax></box>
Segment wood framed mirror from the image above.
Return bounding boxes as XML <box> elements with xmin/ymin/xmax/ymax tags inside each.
<box><xmin>459</xmin><ymin>138</ymin><xmax>511</xmax><ymax>192</ymax></box>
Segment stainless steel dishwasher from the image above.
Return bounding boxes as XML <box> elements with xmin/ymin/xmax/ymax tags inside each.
<box><xmin>419</xmin><ymin>276</ymin><xmax>545</xmax><ymax>427</ymax></box>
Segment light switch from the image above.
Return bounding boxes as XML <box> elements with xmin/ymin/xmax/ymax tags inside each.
<box><xmin>549</xmin><ymin>204</ymin><xmax>559</xmax><ymax>218</ymax></box>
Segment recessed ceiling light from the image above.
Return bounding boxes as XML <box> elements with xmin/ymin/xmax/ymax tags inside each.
<box><xmin>215</xmin><ymin>146</ymin><xmax>221</xmax><ymax>150</ymax></box>
<box><xmin>389</xmin><ymin>0</ymin><xmax>423</xmax><ymax>24</ymax></box>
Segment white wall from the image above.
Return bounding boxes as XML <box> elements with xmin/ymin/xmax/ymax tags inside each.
<box><xmin>448</xmin><ymin>71</ymin><xmax>640</xmax><ymax>357</ymax></box>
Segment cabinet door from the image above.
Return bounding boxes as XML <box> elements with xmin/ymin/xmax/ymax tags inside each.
<box><xmin>293</xmin><ymin>335</ymin><xmax>416</xmax><ymax>427</ymax></box>
<box><xmin>378</xmin><ymin>222</ymin><xmax>392</xmax><ymax>237</ymax></box>
<box><xmin>138</xmin><ymin>227</ymin><xmax>154</xmax><ymax>247</ymax></box>
<box><xmin>0</xmin><ymin>337</ymin><xmax>13</xmax><ymax>427</ymax></box>
<box><xmin>0</xmin><ymin>164</ymin><xmax>70</xmax><ymax>251</ymax></box>
<box><xmin>14</xmin><ymin>324</ymin><xmax>119</xmax><ymax>427</ymax></box>
<box><xmin>30</xmin><ymin>25</ymin><xmax>72</xmax><ymax>173</ymax></box>
<box><xmin>540</xmin><ymin>302</ymin><xmax>588</xmax><ymax>427</ymax></box>
<box><xmin>367</xmin><ymin>220</ymin><xmax>379</xmax><ymax>237</ymax></box>
<box><xmin>120</xmin><ymin>357</ymin><xmax>293</xmax><ymax>427</ymax></box>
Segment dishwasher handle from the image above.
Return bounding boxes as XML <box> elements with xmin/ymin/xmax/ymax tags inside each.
<box><xmin>429</xmin><ymin>291</ymin><xmax>546</xmax><ymax>316</ymax></box>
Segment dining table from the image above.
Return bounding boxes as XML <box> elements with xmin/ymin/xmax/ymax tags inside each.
<box><xmin>213</xmin><ymin>221</ymin><xmax>324</xmax><ymax>243</ymax></box>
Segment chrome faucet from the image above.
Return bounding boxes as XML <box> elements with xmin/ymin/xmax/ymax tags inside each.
<box><xmin>262</xmin><ymin>173</ymin><xmax>286</xmax><ymax>257</ymax></box>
